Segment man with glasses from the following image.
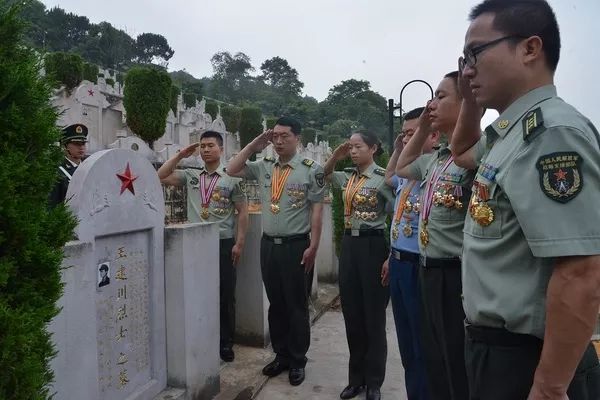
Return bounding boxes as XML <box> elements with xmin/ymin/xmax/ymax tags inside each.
<box><xmin>451</xmin><ymin>0</ymin><xmax>600</xmax><ymax>399</ymax></box>
<box><xmin>227</xmin><ymin>116</ymin><xmax>325</xmax><ymax>386</ymax></box>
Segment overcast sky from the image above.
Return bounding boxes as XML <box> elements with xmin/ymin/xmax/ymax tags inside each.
<box><xmin>41</xmin><ymin>0</ymin><xmax>599</xmax><ymax>127</ymax></box>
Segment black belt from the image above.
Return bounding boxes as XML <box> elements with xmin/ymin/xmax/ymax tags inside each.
<box><xmin>466</xmin><ymin>324</ymin><xmax>542</xmax><ymax>347</ymax></box>
<box><xmin>419</xmin><ymin>255</ymin><xmax>461</xmax><ymax>268</ymax></box>
<box><xmin>390</xmin><ymin>248</ymin><xmax>419</xmax><ymax>264</ymax></box>
<box><xmin>262</xmin><ymin>233</ymin><xmax>310</xmax><ymax>245</ymax></box>
<box><xmin>343</xmin><ymin>229</ymin><xmax>384</xmax><ymax>237</ymax></box>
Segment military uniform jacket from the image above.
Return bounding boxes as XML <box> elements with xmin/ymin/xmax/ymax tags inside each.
<box><xmin>331</xmin><ymin>163</ymin><xmax>395</xmax><ymax>231</ymax></box>
<box><xmin>243</xmin><ymin>153</ymin><xmax>325</xmax><ymax>236</ymax></box>
<box><xmin>49</xmin><ymin>157</ymin><xmax>78</xmax><ymax>206</ymax></box>
<box><xmin>174</xmin><ymin>164</ymin><xmax>245</xmax><ymax>239</ymax></box>
<box><xmin>462</xmin><ymin>85</ymin><xmax>600</xmax><ymax>338</ymax></box>
<box><xmin>408</xmin><ymin>147</ymin><xmax>474</xmax><ymax>258</ymax></box>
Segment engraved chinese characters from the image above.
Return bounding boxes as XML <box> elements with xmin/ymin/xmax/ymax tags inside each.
<box><xmin>96</xmin><ymin>233</ymin><xmax>151</xmax><ymax>398</ymax></box>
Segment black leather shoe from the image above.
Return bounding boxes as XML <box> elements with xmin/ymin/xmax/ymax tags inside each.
<box><xmin>366</xmin><ymin>387</ymin><xmax>381</xmax><ymax>400</ymax></box>
<box><xmin>288</xmin><ymin>367</ymin><xmax>305</xmax><ymax>386</ymax></box>
<box><xmin>340</xmin><ymin>384</ymin><xmax>365</xmax><ymax>399</ymax></box>
<box><xmin>262</xmin><ymin>360</ymin><xmax>289</xmax><ymax>377</ymax></box>
<box><xmin>220</xmin><ymin>347</ymin><xmax>234</xmax><ymax>362</ymax></box>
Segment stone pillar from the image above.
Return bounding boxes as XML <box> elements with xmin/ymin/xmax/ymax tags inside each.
<box><xmin>316</xmin><ymin>202</ymin><xmax>338</xmax><ymax>283</ymax></box>
<box><xmin>234</xmin><ymin>214</ymin><xmax>270</xmax><ymax>347</ymax></box>
<box><xmin>164</xmin><ymin>223</ymin><xmax>220</xmax><ymax>400</ymax></box>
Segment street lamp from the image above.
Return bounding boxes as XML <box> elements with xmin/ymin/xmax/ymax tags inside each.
<box><xmin>387</xmin><ymin>79</ymin><xmax>434</xmax><ymax>151</ymax></box>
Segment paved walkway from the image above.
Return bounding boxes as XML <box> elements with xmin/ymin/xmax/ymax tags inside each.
<box><xmin>255</xmin><ymin>305</ymin><xmax>408</xmax><ymax>400</ymax></box>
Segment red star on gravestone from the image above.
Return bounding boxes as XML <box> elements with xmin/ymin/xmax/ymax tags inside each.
<box><xmin>88</xmin><ymin>89</ymin><xmax>94</xmax><ymax>96</ymax></box>
<box><xmin>116</xmin><ymin>163</ymin><xmax>138</xmax><ymax>195</ymax></box>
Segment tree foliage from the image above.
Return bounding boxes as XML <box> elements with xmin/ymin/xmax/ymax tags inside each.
<box><xmin>169</xmin><ymin>85</ymin><xmax>180</xmax><ymax>115</ymax></box>
<box><xmin>123</xmin><ymin>67</ymin><xmax>172</xmax><ymax>148</ymax></box>
<box><xmin>0</xmin><ymin>4</ymin><xmax>76</xmax><ymax>398</ymax></box>
<box><xmin>221</xmin><ymin>105</ymin><xmax>241</xmax><ymax>133</ymax></box>
<box><xmin>135</xmin><ymin>32</ymin><xmax>174</xmax><ymax>66</ymax></box>
<box><xmin>82</xmin><ymin>62</ymin><xmax>98</xmax><ymax>83</ymax></box>
<box><xmin>204</xmin><ymin>99</ymin><xmax>218</xmax><ymax>120</ymax></box>
<box><xmin>44</xmin><ymin>52</ymin><xmax>83</xmax><ymax>94</ymax></box>
<box><xmin>260</xmin><ymin>56</ymin><xmax>304</xmax><ymax>97</ymax></box>
<box><xmin>239</xmin><ymin>106</ymin><xmax>263</xmax><ymax>153</ymax></box>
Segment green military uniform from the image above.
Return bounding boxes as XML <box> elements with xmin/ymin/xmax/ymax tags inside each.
<box><xmin>174</xmin><ymin>163</ymin><xmax>245</xmax><ymax>351</ymax></box>
<box><xmin>462</xmin><ymin>85</ymin><xmax>600</xmax><ymax>399</ymax></box>
<box><xmin>406</xmin><ymin>146</ymin><xmax>473</xmax><ymax>400</ymax></box>
<box><xmin>331</xmin><ymin>163</ymin><xmax>394</xmax><ymax>390</ymax></box>
<box><xmin>49</xmin><ymin>123</ymin><xmax>88</xmax><ymax>207</ymax></box>
<box><xmin>243</xmin><ymin>153</ymin><xmax>325</xmax><ymax>368</ymax></box>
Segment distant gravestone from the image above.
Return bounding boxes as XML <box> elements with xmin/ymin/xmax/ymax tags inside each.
<box><xmin>52</xmin><ymin>148</ymin><xmax>167</xmax><ymax>400</ymax></box>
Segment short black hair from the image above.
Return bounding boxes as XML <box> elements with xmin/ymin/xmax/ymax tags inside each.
<box><xmin>99</xmin><ymin>264</ymin><xmax>109</xmax><ymax>272</ymax></box>
<box><xmin>353</xmin><ymin>129</ymin><xmax>384</xmax><ymax>157</ymax></box>
<box><xmin>469</xmin><ymin>0</ymin><xmax>560</xmax><ymax>71</ymax></box>
<box><xmin>275</xmin><ymin>116</ymin><xmax>301</xmax><ymax>135</ymax></box>
<box><xmin>403</xmin><ymin>107</ymin><xmax>425</xmax><ymax>121</ymax></box>
<box><xmin>200</xmin><ymin>130</ymin><xmax>223</xmax><ymax>146</ymax></box>
<box><xmin>443</xmin><ymin>71</ymin><xmax>462</xmax><ymax>99</ymax></box>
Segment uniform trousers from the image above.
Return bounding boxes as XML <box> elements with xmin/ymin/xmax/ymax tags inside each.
<box><xmin>260</xmin><ymin>234</ymin><xmax>311</xmax><ymax>368</ymax></box>
<box><xmin>419</xmin><ymin>258</ymin><xmax>469</xmax><ymax>400</ymax></box>
<box><xmin>389</xmin><ymin>249</ymin><xmax>429</xmax><ymax>400</ymax></box>
<box><xmin>339</xmin><ymin>233</ymin><xmax>390</xmax><ymax>388</ymax></box>
<box><xmin>219</xmin><ymin>238</ymin><xmax>236</xmax><ymax>349</ymax></box>
<box><xmin>465</xmin><ymin>324</ymin><xmax>600</xmax><ymax>400</ymax></box>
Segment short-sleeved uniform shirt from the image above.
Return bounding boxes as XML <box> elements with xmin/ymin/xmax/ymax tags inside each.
<box><xmin>174</xmin><ymin>164</ymin><xmax>245</xmax><ymax>239</ymax></box>
<box><xmin>462</xmin><ymin>85</ymin><xmax>600</xmax><ymax>338</ymax></box>
<box><xmin>243</xmin><ymin>153</ymin><xmax>325</xmax><ymax>236</ymax></box>
<box><xmin>390</xmin><ymin>175</ymin><xmax>421</xmax><ymax>254</ymax></box>
<box><xmin>331</xmin><ymin>163</ymin><xmax>395</xmax><ymax>231</ymax></box>
<box><xmin>408</xmin><ymin>147</ymin><xmax>475</xmax><ymax>258</ymax></box>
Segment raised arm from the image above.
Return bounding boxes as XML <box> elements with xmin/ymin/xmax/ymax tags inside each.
<box><xmin>385</xmin><ymin>134</ymin><xmax>403</xmax><ymax>187</ymax></box>
<box><xmin>227</xmin><ymin>130</ymin><xmax>273</xmax><ymax>177</ymax></box>
<box><xmin>395</xmin><ymin>107</ymin><xmax>432</xmax><ymax>178</ymax></box>
<box><xmin>157</xmin><ymin>143</ymin><xmax>199</xmax><ymax>186</ymax></box>
<box><xmin>324</xmin><ymin>141</ymin><xmax>351</xmax><ymax>178</ymax></box>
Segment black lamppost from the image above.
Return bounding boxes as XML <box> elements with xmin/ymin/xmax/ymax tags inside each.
<box><xmin>387</xmin><ymin>79</ymin><xmax>434</xmax><ymax>150</ymax></box>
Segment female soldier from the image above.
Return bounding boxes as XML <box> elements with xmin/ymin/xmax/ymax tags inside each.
<box><xmin>324</xmin><ymin>130</ymin><xmax>395</xmax><ymax>400</ymax></box>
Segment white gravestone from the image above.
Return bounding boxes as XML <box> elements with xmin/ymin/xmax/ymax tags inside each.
<box><xmin>53</xmin><ymin>148</ymin><xmax>167</xmax><ymax>400</ymax></box>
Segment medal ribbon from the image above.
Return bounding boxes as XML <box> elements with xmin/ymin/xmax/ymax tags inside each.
<box><xmin>200</xmin><ymin>172</ymin><xmax>220</xmax><ymax>208</ymax></box>
<box><xmin>394</xmin><ymin>180</ymin><xmax>417</xmax><ymax>223</ymax></box>
<box><xmin>421</xmin><ymin>155</ymin><xmax>455</xmax><ymax>223</ymax></box>
<box><xmin>271</xmin><ymin>165</ymin><xmax>292</xmax><ymax>204</ymax></box>
<box><xmin>344</xmin><ymin>171</ymin><xmax>367</xmax><ymax>217</ymax></box>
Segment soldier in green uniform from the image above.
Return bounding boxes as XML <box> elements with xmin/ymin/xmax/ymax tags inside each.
<box><xmin>227</xmin><ymin>116</ymin><xmax>325</xmax><ymax>386</ymax></box>
<box><xmin>158</xmin><ymin>130</ymin><xmax>249</xmax><ymax>362</ymax></box>
<box><xmin>49</xmin><ymin>123</ymin><xmax>88</xmax><ymax>206</ymax></box>
<box><xmin>451</xmin><ymin>1</ymin><xmax>600</xmax><ymax>399</ymax></box>
<box><xmin>395</xmin><ymin>73</ymin><xmax>473</xmax><ymax>400</ymax></box>
<box><xmin>324</xmin><ymin>130</ymin><xmax>395</xmax><ymax>400</ymax></box>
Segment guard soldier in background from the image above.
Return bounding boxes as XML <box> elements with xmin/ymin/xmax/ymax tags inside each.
<box><xmin>158</xmin><ymin>130</ymin><xmax>249</xmax><ymax>363</ymax></box>
<box><xmin>227</xmin><ymin>116</ymin><xmax>325</xmax><ymax>386</ymax></box>
<box><xmin>452</xmin><ymin>0</ymin><xmax>600</xmax><ymax>398</ymax></box>
<box><xmin>49</xmin><ymin>123</ymin><xmax>88</xmax><ymax>206</ymax></box>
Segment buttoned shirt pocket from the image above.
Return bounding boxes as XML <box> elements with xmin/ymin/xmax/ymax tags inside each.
<box><xmin>465</xmin><ymin>178</ymin><xmax>504</xmax><ymax>239</ymax></box>
<box><xmin>429</xmin><ymin>172</ymin><xmax>470</xmax><ymax>222</ymax></box>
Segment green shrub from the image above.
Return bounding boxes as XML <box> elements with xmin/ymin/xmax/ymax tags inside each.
<box><xmin>105</xmin><ymin>78</ymin><xmax>115</xmax><ymax>87</ymax></box>
<box><xmin>82</xmin><ymin>62</ymin><xmax>98</xmax><ymax>84</ymax></box>
<box><xmin>123</xmin><ymin>67</ymin><xmax>172</xmax><ymax>149</ymax></box>
<box><xmin>265</xmin><ymin>116</ymin><xmax>278</xmax><ymax>130</ymax></box>
<box><xmin>221</xmin><ymin>104</ymin><xmax>241</xmax><ymax>133</ymax></box>
<box><xmin>0</xmin><ymin>5</ymin><xmax>76</xmax><ymax>398</ymax></box>
<box><xmin>44</xmin><ymin>52</ymin><xmax>83</xmax><ymax>94</ymax></box>
<box><xmin>170</xmin><ymin>85</ymin><xmax>180</xmax><ymax>115</ymax></box>
<box><xmin>239</xmin><ymin>106</ymin><xmax>263</xmax><ymax>160</ymax></box>
<box><xmin>204</xmin><ymin>99</ymin><xmax>218</xmax><ymax>120</ymax></box>
<box><xmin>183</xmin><ymin>92</ymin><xmax>196</xmax><ymax>109</ymax></box>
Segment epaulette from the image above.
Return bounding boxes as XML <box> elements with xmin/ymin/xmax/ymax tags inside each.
<box><xmin>523</xmin><ymin>107</ymin><xmax>546</xmax><ymax>142</ymax></box>
<box><xmin>264</xmin><ymin>156</ymin><xmax>276</xmax><ymax>162</ymax></box>
<box><xmin>374</xmin><ymin>168</ymin><xmax>386</xmax><ymax>176</ymax></box>
<box><xmin>302</xmin><ymin>158</ymin><xmax>314</xmax><ymax>167</ymax></box>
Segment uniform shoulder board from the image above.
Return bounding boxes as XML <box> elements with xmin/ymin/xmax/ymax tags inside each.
<box><xmin>264</xmin><ymin>156</ymin><xmax>276</xmax><ymax>162</ymax></box>
<box><xmin>302</xmin><ymin>158</ymin><xmax>314</xmax><ymax>167</ymax></box>
<box><xmin>523</xmin><ymin>107</ymin><xmax>546</xmax><ymax>142</ymax></box>
<box><xmin>374</xmin><ymin>168</ymin><xmax>386</xmax><ymax>176</ymax></box>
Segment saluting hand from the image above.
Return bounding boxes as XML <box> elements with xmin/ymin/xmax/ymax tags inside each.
<box><xmin>417</xmin><ymin>101</ymin><xmax>434</xmax><ymax>134</ymax></box>
<box><xmin>458</xmin><ymin>56</ymin><xmax>478</xmax><ymax>106</ymax></box>
<box><xmin>393</xmin><ymin>133</ymin><xmax>404</xmax><ymax>153</ymax></box>
<box><xmin>332</xmin><ymin>141</ymin><xmax>351</xmax><ymax>161</ymax></box>
<box><xmin>381</xmin><ymin>259</ymin><xmax>390</xmax><ymax>287</ymax></box>
<box><xmin>178</xmin><ymin>143</ymin><xmax>200</xmax><ymax>159</ymax></box>
<box><xmin>301</xmin><ymin>246</ymin><xmax>317</xmax><ymax>273</ymax></box>
<box><xmin>249</xmin><ymin>129</ymin><xmax>273</xmax><ymax>153</ymax></box>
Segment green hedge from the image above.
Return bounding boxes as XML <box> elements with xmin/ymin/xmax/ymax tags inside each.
<box><xmin>105</xmin><ymin>78</ymin><xmax>115</xmax><ymax>87</ymax></box>
<box><xmin>82</xmin><ymin>62</ymin><xmax>98</xmax><ymax>84</ymax></box>
<box><xmin>170</xmin><ymin>85</ymin><xmax>180</xmax><ymax>115</ymax></box>
<box><xmin>221</xmin><ymin>104</ymin><xmax>241</xmax><ymax>133</ymax></box>
<box><xmin>204</xmin><ymin>99</ymin><xmax>218</xmax><ymax>120</ymax></box>
<box><xmin>0</xmin><ymin>5</ymin><xmax>76</xmax><ymax>398</ymax></box>
<box><xmin>44</xmin><ymin>51</ymin><xmax>83</xmax><ymax>94</ymax></box>
<box><xmin>183</xmin><ymin>92</ymin><xmax>196</xmax><ymax>109</ymax></box>
<box><xmin>123</xmin><ymin>67</ymin><xmax>172</xmax><ymax>148</ymax></box>
<box><xmin>265</xmin><ymin>116</ymin><xmax>278</xmax><ymax>130</ymax></box>
<box><xmin>239</xmin><ymin>106</ymin><xmax>263</xmax><ymax>160</ymax></box>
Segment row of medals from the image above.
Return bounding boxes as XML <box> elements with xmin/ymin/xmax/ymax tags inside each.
<box><xmin>391</xmin><ymin>199</ymin><xmax>420</xmax><ymax>240</ymax></box>
<box><xmin>419</xmin><ymin>191</ymin><xmax>464</xmax><ymax>246</ymax></box>
<box><xmin>270</xmin><ymin>190</ymin><xmax>306</xmax><ymax>214</ymax></box>
<box><xmin>468</xmin><ymin>181</ymin><xmax>494</xmax><ymax>226</ymax></box>
<box><xmin>344</xmin><ymin>193</ymin><xmax>379</xmax><ymax>228</ymax></box>
<box><xmin>201</xmin><ymin>191</ymin><xmax>230</xmax><ymax>219</ymax></box>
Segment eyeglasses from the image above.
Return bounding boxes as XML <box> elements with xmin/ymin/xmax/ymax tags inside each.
<box><xmin>460</xmin><ymin>35</ymin><xmax>525</xmax><ymax>69</ymax></box>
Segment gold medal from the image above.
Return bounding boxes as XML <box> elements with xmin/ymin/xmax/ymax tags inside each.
<box><xmin>211</xmin><ymin>191</ymin><xmax>221</xmax><ymax>201</ymax></box>
<box><xmin>345</xmin><ymin>219</ymin><xmax>352</xmax><ymax>229</ymax></box>
<box><xmin>201</xmin><ymin>207</ymin><xmax>209</xmax><ymax>220</ymax></box>
<box><xmin>419</xmin><ymin>222</ymin><xmax>429</xmax><ymax>246</ymax></box>
<box><xmin>413</xmin><ymin>202</ymin><xmax>420</xmax><ymax>213</ymax></box>
<box><xmin>270</xmin><ymin>203</ymin><xmax>280</xmax><ymax>214</ymax></box>
<box><xmin>403</xmin><ymin>224</ymin><xmax>413</xmax><ymax>237</ymax></box>
<box><xmin>454</xmin><ymin>199</ymin><xmax>463</xmax><ymax>210</ymax></box>
<box><xmin>444</xmin><ymin>194</ymin><xmax>456</xmax><ymax>208</ymax></box>
<box><xmin>368</xmin><ymin>196</ymin><xmax>377</xmax><ymax>207</ymax></box>
<box><xmin>471</xmin><ymin>202</ymin><xmax>494</xmax><ymax>226</ymax></box>
<box><xmin>391</xmin><ymin>226</ymin><xmax>399</xmax><ymax>241</ymax></box>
